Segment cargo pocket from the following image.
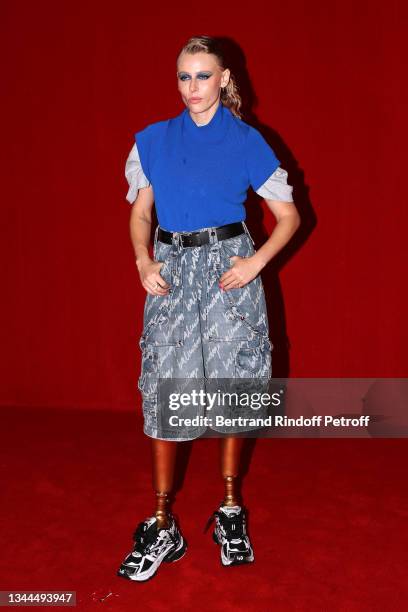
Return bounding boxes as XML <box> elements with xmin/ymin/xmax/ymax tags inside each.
<box><xmin>137</xmin><ymin>345</ymin><xmax>159</xmax><ymax>395</ymax></box>
<box><xmin>234</xmin><ymin>337</ymin><xmax>272</xmax><ymax>378</ymax></box>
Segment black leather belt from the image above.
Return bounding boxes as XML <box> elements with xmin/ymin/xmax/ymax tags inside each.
<box><xmin>157</xmin><ymin>221</ymin><xmax>245</xmax><ymax>248</ymax></box>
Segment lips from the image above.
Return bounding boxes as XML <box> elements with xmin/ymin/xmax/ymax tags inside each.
<box><xmin>189</xmin><ymin>98</ymin><xmax>202</xmax><ymax>103</ymax></box>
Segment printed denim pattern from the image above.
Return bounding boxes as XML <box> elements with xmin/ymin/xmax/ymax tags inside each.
<box><xmin>137</xmin><ymin>223</ymin><xmax>273</xmax><ymax>440</ymax></box>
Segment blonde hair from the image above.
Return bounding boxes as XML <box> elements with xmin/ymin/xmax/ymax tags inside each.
<box><xmin>177</xmin><ymin>35</ymin><xmax>243</xmax><ymax>119</ymax></box>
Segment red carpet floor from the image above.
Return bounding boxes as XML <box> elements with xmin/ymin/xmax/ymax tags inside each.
<box><xmin>1</xmin><ymin>406</ymin><xmax>408</xmax><ymax>611</ymax></box>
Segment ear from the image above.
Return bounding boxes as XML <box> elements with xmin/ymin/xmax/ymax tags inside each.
<box><xmin>222</xmin><ymin>68</ymin><xmax>230</xmax><ymax>88</ymax></box>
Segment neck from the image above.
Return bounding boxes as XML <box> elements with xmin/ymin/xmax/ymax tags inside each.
<box><xmin>188</xmin><ymin>98</ymin><xmax>220</xmax><ymax>126</ymax></box>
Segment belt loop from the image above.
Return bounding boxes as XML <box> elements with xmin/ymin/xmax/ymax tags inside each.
<box><xmin>208</xmin><ymin>225</ymin><xmax>219</xmax><ymax>246</ymax></box>
<box><xmin>173</xmin><ymin>232</ymin><xmax>182</xmax><ymax>252</ymax></box>
<box><xmin>242</xmin><ymin>220</ymin><xmax>255</xmax><ymax>246</ymax></box>
<box><xmin>172</xmin><ymin>232</ymin><xmax>182</xmax><ymax>284</ymax></box>
<box><xmin>207</xmin><ymin>225</ymin><xmax>221</xmax><ymax>271</ymax></box>
<box><xmin>153</xmin><ymin>224</ymin><xmax>159</xmax><ymax>258</ymax></box>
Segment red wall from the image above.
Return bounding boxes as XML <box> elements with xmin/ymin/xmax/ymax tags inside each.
<box><xmin>1</xmin><ymin>0</ymin><xmax>406</xmax><ymax>410</ymax></box>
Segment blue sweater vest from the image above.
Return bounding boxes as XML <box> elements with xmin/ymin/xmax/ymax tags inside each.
<box><xmin>135</xmin><ymin>101</ymin><xmax>280</xmax><ymax>232</ymax></box>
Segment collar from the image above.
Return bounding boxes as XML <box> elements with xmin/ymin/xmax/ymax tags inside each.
<box><xmin>181</xmin><ymin>101</ymin><xmax>230</xmax><ymax>143</ymax></box>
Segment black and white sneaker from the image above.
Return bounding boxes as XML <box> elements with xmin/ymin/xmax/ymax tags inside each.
<box><xmin>208</xmin><ymin>505</ymin><xmax>254</xmax><ymax>566</ymax></box>
<box><xmin>117</xmin><ymin>514</ymin><xmax>187</xmax><ymax>582</ymax></box>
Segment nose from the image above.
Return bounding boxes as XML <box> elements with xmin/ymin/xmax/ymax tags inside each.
<box><xmin>189</xmin><ymin>77</ymin><xmax>199</xmax><ymax>93</ymax></box>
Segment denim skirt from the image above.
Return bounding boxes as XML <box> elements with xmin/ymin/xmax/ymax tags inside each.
<box><xmin>137</xmin><ymin>222</ymin><xmax>273</xmax><ymax>440</ymax></box>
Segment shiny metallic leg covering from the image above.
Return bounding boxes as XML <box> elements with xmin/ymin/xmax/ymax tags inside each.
<box><xmin>219</xmin><ymin>437</ymin><xmax>245</xmax><ymax>506</ymax></box>
<box><xmin>151</xmin><ymin>439</ymin><xmax>178</xmax><ymax>529</ymax></box>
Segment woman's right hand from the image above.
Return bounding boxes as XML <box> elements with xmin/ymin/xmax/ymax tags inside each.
<box><xmin>138</xmin><ymin>258</ymin><xmax>171</xmax><ymax>296</ymax></box>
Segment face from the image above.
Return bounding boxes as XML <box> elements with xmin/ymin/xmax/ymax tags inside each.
<box><xmin>176</xmin><ymin>51</ymin><xmax>230</xmax><ymax>116</ymax></box>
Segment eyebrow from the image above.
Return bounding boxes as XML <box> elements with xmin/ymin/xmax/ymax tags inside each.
<box><xmin>177</xmin><ymin>70</ymin><xmax>213</xmax><ymax>75</ymax></box>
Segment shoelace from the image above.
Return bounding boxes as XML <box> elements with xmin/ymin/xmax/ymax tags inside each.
<box><xmin>219</xmin><ymin>512</ymin><xmax>245</xmax><ymax>540</ymax></box>
<box><xmin>132</xmin><ymin>518</ymin><xmax>177</xmax><ymax>556</ymax></box>
<box><xmin>204</xmin><ymin>509</ymin><xmax>245</xmax><ymax>540</ymax></box>
<box><xmin>132</xmin><ymin>521</ymin><xmax>160</xmax><ymax>555</ymax></box>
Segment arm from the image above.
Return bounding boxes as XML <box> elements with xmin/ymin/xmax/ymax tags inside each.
<box><xmin>250</xmin><ymin>199</ymin><xmax>301</xmax><ymax>272</ymax></box>
<box><xmin>129</xmin><ymin>186</ymin><xmax>170</xmax><ymax>296</ymax></box>
<box><xmin>219</xmin><ymin>200</ymin><xmax>301</xmax><ymax>291</ymax></box>
<box><xmin>251</xmin><ymin>165</ymin><xmax>300</xmax><ymax>270</ymax></box>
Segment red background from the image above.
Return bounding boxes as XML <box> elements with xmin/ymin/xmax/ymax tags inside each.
<box><xmin>1</xmin><ymin>0</ymin><xmax>406</xmax><ymax>411</ymax></box>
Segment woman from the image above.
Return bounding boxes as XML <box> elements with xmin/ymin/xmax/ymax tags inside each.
<box><xmin>118</xmin><ymin>35</ymin><xmax>300</xmax><ymax>582</ymax></box>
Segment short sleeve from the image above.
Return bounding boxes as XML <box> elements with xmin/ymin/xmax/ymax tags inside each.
<box><xmin>124</xmin><ymin>142</ymin><xmax>151</xmax><ymax>204</ymax></box>
<box><xmin>255</xmin><ymin>166</ymin><xmax>294</xmax><ymax>202</ymax></box>
<box><xmin>245</xmin><ymin>127</ymin><xmax>281</xmax><ymax>192</ymax></box>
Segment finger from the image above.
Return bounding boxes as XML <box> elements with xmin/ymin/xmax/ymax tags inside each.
<box><xmin>223</xmin><ymin>278</ymin><xmax>243</xmax><ymax>290</ymax></box>
<box><xmin>157</xmin><ymin>278</ymin><xmax>170</xmax><ymax>290</ymax></box>
<box><xmin>146</xmin><ymin>279</ymin><xmax>169</xmax><ymax>295</ymax></box>
<box><xmin>152</xmin><ymin>284</ymin><xmax>169</xmax><ymax>295</ymax></box>
<box><xmin>157</xmin><ymin>269</ymin><xmax>170</xmax><ymax>289</ymax></box>
<box><xmin>219</xmin><ymin>272</ymin><xmax>242</xmax><ymax>289</ymax></box>
<box><xmin>219</xmin><ymin>270</ymin><xmax>241</xmax><ymax>287</ymax></box>
<box><xmin>154</xmin><ymin>279</ymin><xmax>170</xmax><ymax>291</ymax></box>
<box><xmin>219</xmin><ymin>269</ymin><xmax>235</xmax><ymax>284</ymax></box>
<box><xmin>154</xmin><ymin>271</ymin><xmax>171</xmax><ymax>289</ymax></box>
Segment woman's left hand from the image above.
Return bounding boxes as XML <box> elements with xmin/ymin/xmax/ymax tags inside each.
<box><xmin>218</xmin><ymin>255</ymin><xmax>262</xmax><ymax>291</ymax></box>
